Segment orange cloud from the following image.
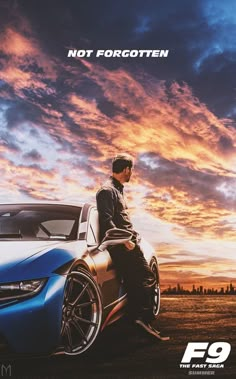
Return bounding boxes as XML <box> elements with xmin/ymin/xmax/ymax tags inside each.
<box><xmin>143</xmin><ymin>186</ymin><xmax>236</xmax><ymax>240</ymax></box>
<box><xmin>0</xmin><ymin>27</ymin><xmax>37</xmax><ymax>57</ymax></box>
<box><xmin>0</xmin><ymin>66</ymin><xmax>47</xmax><ymax>92</ymax></box>
<box><xmin>81</xmin><ymin>60</ymin><xmax>236</xmax><ymax>177</ymax></box>
<box><xmin>0</xmin><ymin>26</ymin><xmax>57</xmax><ymax>98</ymax></box>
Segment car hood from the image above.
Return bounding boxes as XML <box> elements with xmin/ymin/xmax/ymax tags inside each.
<box><xmin>0</xmin><ymin>240</ymin><xmax>61</xmax><ymax>268</ymax></box>
<box><xmin>0</xmin><ymin>240</ymin><xmax>87</xmax><ymax>282</ymax></box>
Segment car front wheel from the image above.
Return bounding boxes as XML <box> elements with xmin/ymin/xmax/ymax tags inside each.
<box><xmin>61</xmin><ymin>269</ymin><xmax>102</xmax><ymax>355</ymax></box>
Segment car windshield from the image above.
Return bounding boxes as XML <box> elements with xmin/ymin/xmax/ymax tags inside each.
<box><xmin>0</xmin><ymin>204</ymin><xmax>81</xmax><ymax>241</ymax></box>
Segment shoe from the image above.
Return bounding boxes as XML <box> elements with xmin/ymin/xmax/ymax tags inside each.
<box><xmin>135</xmin><ymin>319</ymin><xmax>170</xmax><ymax>341</ymax></box>
<box><xmin>135</xmin><ymin>319</ymin><xmax>160</xmax><ymax>336</ymax></box>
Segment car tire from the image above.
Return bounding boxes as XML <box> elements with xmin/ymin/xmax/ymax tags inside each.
<box><xmin>150</xmin><ymin>258</ymin><xmax>161</xmax><ymax>318</ymax></box>
<box><xmin>61</xmin><ymin>269</ymin><xmax>103</xmax><ymax>355</ymax></box>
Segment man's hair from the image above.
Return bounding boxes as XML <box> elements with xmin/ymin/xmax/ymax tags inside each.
<box><xmin>112</xmin><ymin>153</ymin><xmax>134</xmax><ymax>173</ymax></box>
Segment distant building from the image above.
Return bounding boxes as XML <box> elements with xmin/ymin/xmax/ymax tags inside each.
<box><xmin>162</xmin><ymin>283</ymin><xmax>236</xmax><ymax>295</ymax></box>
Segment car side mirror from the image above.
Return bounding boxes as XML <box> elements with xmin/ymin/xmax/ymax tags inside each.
<box><xmin>98</xmin><ymin>228</ymin><xmax>132</xmax><ymax>251</ymax></box>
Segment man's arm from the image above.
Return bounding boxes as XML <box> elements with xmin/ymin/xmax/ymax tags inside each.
<box><xmin>96</xmin><ymin>188</ymin><xmax>117</xmax><ymax>233</ymax></box>
<box><xmin>96</xmin><ymin>188</ymin><xmax>135</xmax><ymax>250</ymax></box>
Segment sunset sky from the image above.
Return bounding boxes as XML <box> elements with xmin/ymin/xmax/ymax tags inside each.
<box><xmin>0</xmin><ymin>0</ymin><xmax>236</xmax><ymax>289</ymax></box>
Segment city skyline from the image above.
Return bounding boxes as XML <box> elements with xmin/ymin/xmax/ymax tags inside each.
<box><xmin>162</xmin><ymin>282</ymin><xmax>236</xmax><ymax>295</ymax></box>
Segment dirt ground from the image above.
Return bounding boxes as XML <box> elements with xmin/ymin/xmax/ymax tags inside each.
<box><xmin>1</xmin><ymin>296</ymin><xmax>235</xmax><ymax>379</ymax></box>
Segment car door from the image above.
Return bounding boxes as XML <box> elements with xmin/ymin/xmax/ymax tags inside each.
<box><xmin>86</xmin><ymin>207</ymin><xmax>122</xmax><ymax>307</ymax></box>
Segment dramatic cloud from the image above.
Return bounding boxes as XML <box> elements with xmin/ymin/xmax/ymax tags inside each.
<box><xmin>0</xmin><ymin>0</ymin><xmax>235</xmax><ymax>289</ymax></box>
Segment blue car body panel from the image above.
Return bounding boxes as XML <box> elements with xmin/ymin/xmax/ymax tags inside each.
<box><xmin>0</xmin><ymin>239</ymin><xmax>95</xmax><ymax>354</ymax></box>
<box><xmin>0</xmin><ymin>275</ymin><xmax>66</xmax><ymax>353</ymax></box>
<box><xmin>0</xmin><ymin>241</ymin><xmax>89</xmax><ymax>282</ymax></box>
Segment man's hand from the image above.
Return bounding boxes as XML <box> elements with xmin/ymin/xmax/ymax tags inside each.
<box><xmin>124</xmin><ymin>240</ymin><xmax>135</xmax><ymax>251</ymax></box>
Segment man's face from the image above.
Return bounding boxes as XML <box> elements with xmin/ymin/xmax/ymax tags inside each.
<box><xmin>124</xmin><ymin>166</ymin><xmax>133</xmax><ymax>182</ymax></box>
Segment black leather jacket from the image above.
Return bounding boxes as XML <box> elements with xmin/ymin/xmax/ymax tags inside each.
<box><xmin>96</xmin><ymin>176</ymin><xmax>139</xmax><ymax>242</ymax></box>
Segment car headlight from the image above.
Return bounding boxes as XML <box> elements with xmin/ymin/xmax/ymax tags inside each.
<box><xmin>0</xmin><ymin>279</ymin><xmax>47</xmax><ymax>301</ymax></box>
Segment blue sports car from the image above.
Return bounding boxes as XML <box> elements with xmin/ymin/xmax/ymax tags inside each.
<box><xmin>0</xmin><ymin>202</ymin><xmax>160</xmax><ymax>356</ymax></box>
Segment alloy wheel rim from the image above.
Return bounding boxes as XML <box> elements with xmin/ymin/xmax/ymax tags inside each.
<box><xmin>61</xmin><ymin>271</ymin><xmax>102</xmax><ymax>355</ymax></box>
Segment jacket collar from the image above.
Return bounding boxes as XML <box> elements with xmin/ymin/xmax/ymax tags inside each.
<box><xmin>110</xmin><ymin>176</ymin><xmax>124</xmax><ymax>193</ymax></box>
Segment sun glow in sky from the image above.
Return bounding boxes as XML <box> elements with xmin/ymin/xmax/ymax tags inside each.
<box><xmin>0</xmin><ymin>0</ymin><xmax>236</xmax><ymax>289</ymax></box>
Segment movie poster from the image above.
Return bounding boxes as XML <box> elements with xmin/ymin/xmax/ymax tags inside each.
<box><xmin>0</xmin><ymin>0</ymin><xmax>235</xmax><ymax>378</ymax></box>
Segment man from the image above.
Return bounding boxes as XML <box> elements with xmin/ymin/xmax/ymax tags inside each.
<box><xmin>96</xmin><ymin>153</ymin><xmax>168</xmax><ymax>340</ymax></box>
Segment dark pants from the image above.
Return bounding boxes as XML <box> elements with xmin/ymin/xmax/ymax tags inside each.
<box><xmin>109</xmin><ymin>243</ymin><xmax>156</xmax><ymax>323</ymax></box>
